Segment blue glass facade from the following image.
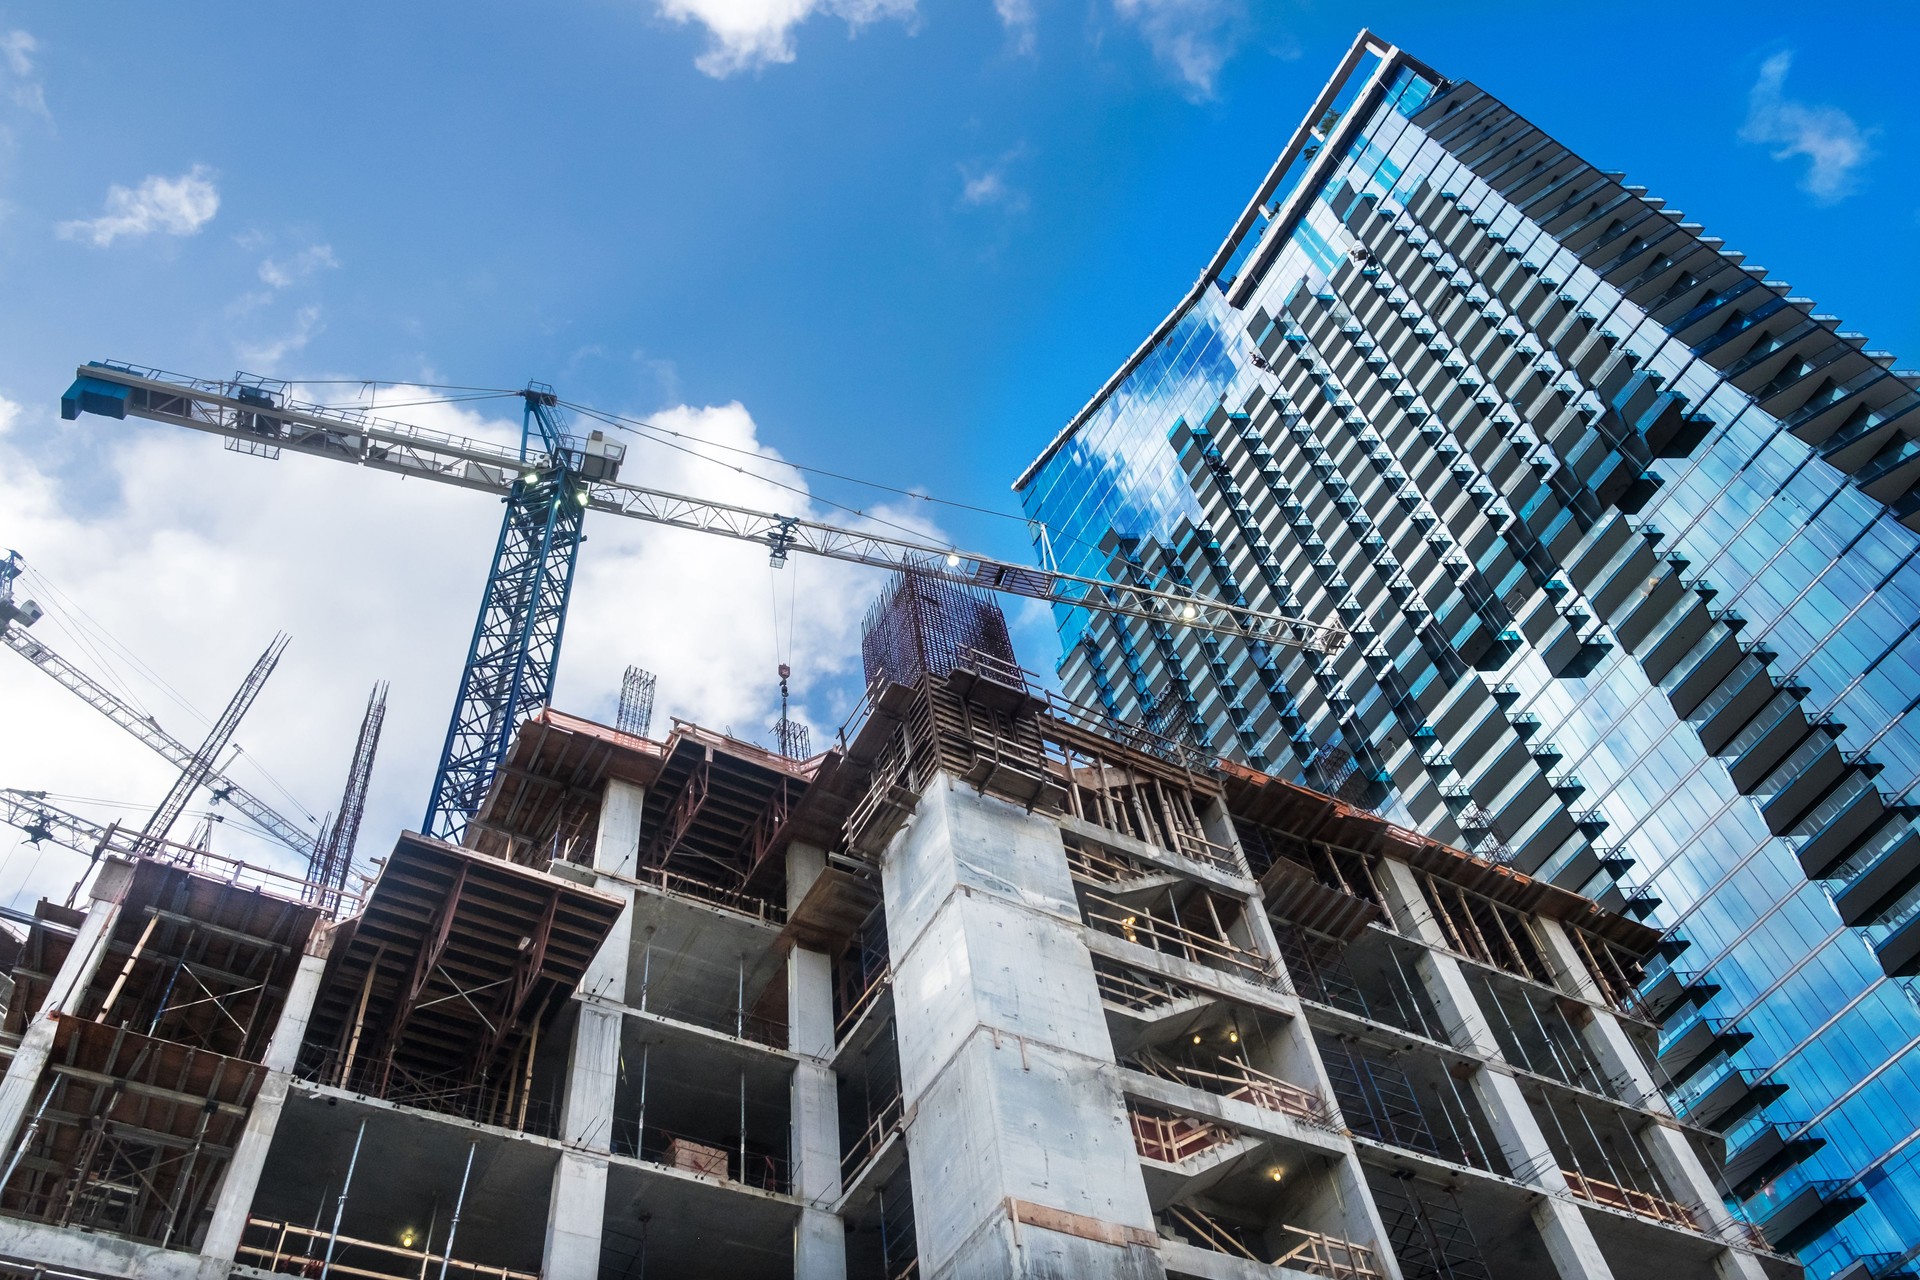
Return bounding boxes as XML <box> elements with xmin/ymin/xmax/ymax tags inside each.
<box><xmin>1016</xmin><ymin>36</ymin><xmax>1920</xmax><ymax>1276</ymax></box>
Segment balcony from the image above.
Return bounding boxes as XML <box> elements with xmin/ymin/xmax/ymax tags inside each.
<box><xmin>1874</xmin><ymin>898</ymin><xmax>1920</xmax><ymax>978</ymax></box>
<box><xmin>1833</xmin><ymin>824</ymin><xmax>1920</xmax><ymax>926</ymax></box>
<box><xmin>1748</xmin><ymin>1170</ymin><xmax>1866</xmax><ymax>1254</ymax></box>
<box><xmin>1666</xmin><ymin>1057</ymin><xmax>1786</xmax><ymax>1130</ymax></box>
<box><xmin>1724</xmin><ymin>1117</ymin><xmax>1825</xmax><ymax>1200</ymax></box>
<box><xmin>1658</xmin><ymin>1012</ymin><xmax>1753</xmax><ymax>1086</ymax></box>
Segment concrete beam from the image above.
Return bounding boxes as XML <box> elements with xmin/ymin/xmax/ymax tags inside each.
<box><xmin>0</xmin><ymin>1214</ymin><xmax>226</xmax><ymax>1280</ymax></box>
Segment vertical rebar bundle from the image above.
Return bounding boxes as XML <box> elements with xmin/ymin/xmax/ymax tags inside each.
<box><xmin>617</xmin><ymin>666</ymin><xmax>657</xmax><ymax>738</ymax></box>
<box><xmin>312</xmin><ymin>682</ymin><xmax>387</xmax><ymax>897</ymax></box>
<box><xmin>860</xmin><ymin>559</ymin><xmax>1017</xmax><ymax>689</ymax></box>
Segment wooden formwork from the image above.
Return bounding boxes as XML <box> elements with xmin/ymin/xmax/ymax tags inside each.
<box><xmin>0</xmin><ymin>1013</ymin><xmax>262</xmax><ymax>1248</ymax></box>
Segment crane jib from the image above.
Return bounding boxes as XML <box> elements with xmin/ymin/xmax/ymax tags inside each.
<box><xmin>61</xmin><ymin>360</ymin><xmax>1350</xmax><ymax>839</ymax></box>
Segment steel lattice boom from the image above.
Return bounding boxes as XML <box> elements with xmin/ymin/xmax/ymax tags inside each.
<box><xmin>63</xmin><ymin>360</ymin><xmax>1351</xmax><ymax>843</ymax></box>
<box><xmin>137</xmin><ymin>633</ymin><xmax>288</xmax><ymax>851</ymax></box>
<box><xmin>1</xmin><ymin>580</ymin><xmax>317</xmax><ymax>859</ymax></box>
<box><xmin>0</xmin><ymin>789</ymin><xmax>110</xmax><ymax>857</ymax></box>
<box><xmin>61</xmin><ymin>363</ymin><xmax>1347</xmax><ymax>653</ymax></box>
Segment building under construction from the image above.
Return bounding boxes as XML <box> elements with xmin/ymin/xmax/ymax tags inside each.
<box><xmin>0</xmin><ymin>574</ymin><xmax>1799</xmax><ymax>1280</ymax></box>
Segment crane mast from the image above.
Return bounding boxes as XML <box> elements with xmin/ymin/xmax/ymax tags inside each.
<box><xmin>63</xmin><ymin>360</ymin><xmax>1352</xmax><ymax>843</ymax></box>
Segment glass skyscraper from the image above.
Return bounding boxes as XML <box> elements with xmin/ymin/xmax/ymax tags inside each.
<box><xmin>1015</xmin><ymin>31</ymin><xmax>1920</xmax><ymax>1278</ymax></box>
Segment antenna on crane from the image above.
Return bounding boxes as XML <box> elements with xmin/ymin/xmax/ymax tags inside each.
<box><xmin>134</xmin><ymin>633</ymin><xmax>288</xmax><ymax>855</ymax></box>
<box><xmin>770</xmin><ymin>663</ymin><xmax>809</xmax><ymax>760</ymax></box>
<box><xmin>311</xmin><ymin>682</ymin><xmax>387</xmax><ymax>904</ymax></box>
<box><xmin>617</xmin><ymin>666</ymin><xmax>657</xmax><ymax>738</ymax></box>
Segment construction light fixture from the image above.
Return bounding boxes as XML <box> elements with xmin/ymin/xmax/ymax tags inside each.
<box><xmin>522</xmin><ymin>471</ymin><xmax>538</xmax><ymax>483</ymax></box>
<box><xmin>1182</xmin><ymin>603</ymin><xmax>1198</xmax><ymax>620</ymax></box>
<box><xmin>576</xmin><ymin>490</ymin><xmax>591</xmax><ymax>506</ymax></box>
<box><xmin>1268</xmin><ymin>1167</ymin><xmax>1284</xmax><ymax>1183</ymax></box>
<box><xmin>946</xmin><ymin>553</ymin><xmax>961</xmax><ymax>567</ymax></box>
<box><xmin>1228</xmin><ymin>1029</ymin><xmax>1239</xmax><ymax>1043</ymax></box>
<box><xmin>1193</xmin><ymin>1034</ymin><xmax>1203</xmax><ymax>1044</ymax></box>
<box><xmin>401</xmin><ymin>1229</ymin><xmax>416</xmax><ymax>1249</ymax></box>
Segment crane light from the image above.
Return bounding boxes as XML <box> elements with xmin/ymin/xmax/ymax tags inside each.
<box><xmin>1182</xmin><ymin>603</ymin><xmax>1199</xmax><ymax>620</ymax></box>
<box><xmin>946</xmin><ymin>553</ymin><xmax>961</xmax><ymax>567</ymax></box>
<box><xmin>576</xmin><ymin>490</ymin><xmax>590</xmax><ymax>506</ymax></box>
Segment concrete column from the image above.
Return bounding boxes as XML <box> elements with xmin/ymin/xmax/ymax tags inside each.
<box><xmin>0</xmin><ymin>858</ymin><xmax>135</xmax><ymax>1156</ymax></box>
<box><xmin>1373</xmin><ymin>860</ymin><xmax>1615</xmax><ymax>1280</ymax></box>
<box><xmin>199</xmin><ymin>925</ymin><xmax>337</xmax><ymax>1263</ymax></box>
<box><xmin>1533</xmin><ymin>923</ymin><xmax>1767</xmax><ymax>1280</ymax></box>
<box><xmin>594</xmin><ymin>778</ymin><xmax>645</xmax><ymax>878</ymax></box>
<box><xmin>542</xmin><ymin>781</ymin><xmax>644</xmax><ymax>1277</ymax></box>
<box><xmin>788</xmin><ymin>842</ymin><xmax>846</xmax><ymax>1280</ymax></box>
<box><xmin>884</xmin><ymin>778</ymin><xmax>1163</xmax><ymax>1280</ymax></box>
<box><xmin>1210</xmin><ymin>806</ymin><xmax>1403</xmax><ymax>1276</ymax></box>
<box><xmin>544</xmin><ymin>1150</ymin><xmax>610</xmax><ymax>1278</ymax></box>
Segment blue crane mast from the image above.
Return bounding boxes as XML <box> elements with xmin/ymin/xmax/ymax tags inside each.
<box><xmin>423</xmin><ymin>386</ymin><xmax>620</xmax><ymax>842</ymax></box>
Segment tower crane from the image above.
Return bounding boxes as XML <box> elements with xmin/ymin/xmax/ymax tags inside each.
<box><xmin>1</xmin><ymin>552</ymin><xmax>319</xmax><ymax>858</ymax></box>
<box><xmin>63</xmin><ymin>361</ymin><xmax>1351</xmax><ymax>844</ymax></box>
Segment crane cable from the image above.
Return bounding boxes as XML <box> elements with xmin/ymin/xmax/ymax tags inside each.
<box><xmin>256</xmin><ymin>383</ymin><xmax>1171</xmax><ymax>596</ymax></box>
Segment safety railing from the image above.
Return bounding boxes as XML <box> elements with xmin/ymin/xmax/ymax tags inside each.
<box><xmin>1275</xmin><ymin>1224</ymin><xmax>1385</xmax><ymax>1279</ymax></box>
<box><xmin>841</xmin><ymin>1092</ymin><xmax>905</xmax><ymax>1185</ymax></box>
<box><xmin>836</xmin><ymin>964</ymin><xmax>892</xmax><ymax>1042</ymax></box>
<box><xmin>1091</xmin><ymin>958</ymin><xmax>1207</xmax><ymax>1013</ymax></box>
<box><xmin>1128</xmin><ymin>1104</ymin><xmax>1240</xmax><ymax>1165</ymax></box>
<box><xmin>237</xmin><ymin>1217</ymin><xmax>537</xmax><ymax>1279</ymax></box>
<box><xmin>629</xmin><ymin>863</ymin><xmax>786</xmax><ymax>925</ymax></box>
<box><xmin>296</xmin><ymin>1050</ymin><xmax>556</xmax><ymax>1137</ymax></box>
<box><xmin>1159</xmin><ymin>1205</ymin><xmax>1383</xmax><ymax>1279</ymax></box>
<box><xmin>1560</xmin><ymin>1168</ymin><xmax>1700</xmax><ymax>1231</ymax></box>
<box><xmin>1083</xmin><ymin>890</ymin><xmax>1278</xmax><ymax>984</ymax></box>
<box><xmin>1133</xmin><ymin>1052</ymin><xmax>1331</xmax><ymax>1128</ymax></box>
<box><xmin>611</xmin><ymin>1122</ymin><xmax>791</xmax><ymax>1195</ymax></box>
<box><xmin>637</xmin><ymin>984</ymin><xmax>787</xmax><ymax>1050</ymax></box>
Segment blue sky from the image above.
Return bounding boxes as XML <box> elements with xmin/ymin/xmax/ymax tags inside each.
<box><xmin>0</xmin><ymin>0</ymin><xmax>1915</xmax><ymax>896</ymax></box>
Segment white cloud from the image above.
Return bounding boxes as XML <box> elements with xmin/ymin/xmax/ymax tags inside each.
<box><xmin>959</xmin><ymin>154</ymin><xmax>1029</xmax><ymax>212</ymax></box>
<box><xmin>1112</xmin><ymin>0</ymin><xmax>1240</xmax><ymax>98</ymax></box>
<box><xmin>57</xmin><ymin>166</ymin><xmax>220</xmax><ymax>246</ymax></box>
<box><xmin>237</xmin><ymin>304</ymin><xmax>323</xmax><ymax>369</ymax></box>
<box><xmin>0</xmin><ymin>387</ymin><xmax>945</xmax><ymax>911</ymax></box>
<box><xmin>1740</xmin><ymin>51</ymin><xmax>1875</xmax><ymax>205</ymax></box>
<box><xmin>993</xmin><ymin>0</ymin><xmax>1036</xmax><ymax>56</ymax></box>
<box><xmin>259</xmin><ymin>243</ymin><xmax>339</xmax><ymax>289</ymax></box>
<box><xmin>0</xmin><ymin>393</ymin><xmax>20</xmax><ymax>436</ymax></box>
<box><xmin>656</xmin><ymin>0</ymin><xmax>915</xmax><ymax>76</ymax></box>
<box><xmin>0</xmin><ymin>28</ymin><xmax>46</xmax><ymax>119</ymax></box>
